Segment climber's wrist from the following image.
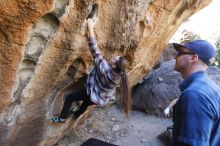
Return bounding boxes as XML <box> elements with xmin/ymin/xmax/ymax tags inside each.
<box><xmin>88</xmin><ymin>28</ymin><xmax>95</xmax><ymax>37</ymax></box>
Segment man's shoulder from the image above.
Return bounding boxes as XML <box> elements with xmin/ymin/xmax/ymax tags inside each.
<box><xmin>181</xmin><ymin>83</ymin><xmax>217</xmax><ymax>103</ymax></box>
<box><xmin>182</xmin><ymin>80</ymin><xmax>220</xmax><ymax>111</ymax></box>
<box><xmin>183</xmin><ymin>84</ymin><xmax>220</xmax><ymax>101</ymax></box>
<box><xmin>187</xmin><ymin>77</ymin><xmax>220</xmax><ymax>93</ymax></box>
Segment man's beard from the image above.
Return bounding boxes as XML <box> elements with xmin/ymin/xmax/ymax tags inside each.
<box><xmin>174</xmin><ymin>63</ymin><xmax>182</xmax><ymax>72</ymax></box>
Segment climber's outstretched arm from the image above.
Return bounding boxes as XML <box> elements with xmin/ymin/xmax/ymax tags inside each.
<box><xmin>86</xmin><ymin>19</ymin><xmax>103</xmax><ymax>62</ymax></box>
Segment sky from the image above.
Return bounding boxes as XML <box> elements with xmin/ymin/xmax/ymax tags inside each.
<box><xmin>170</xmin><ymin>0</ymin><xmax>220</xmax><ymax>44</ymax></box>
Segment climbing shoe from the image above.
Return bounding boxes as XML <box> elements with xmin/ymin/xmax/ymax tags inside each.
<box><xmin>51</xmin><ymin>116</ymin><xmax>66</xmax><ymax>123</ymax></box>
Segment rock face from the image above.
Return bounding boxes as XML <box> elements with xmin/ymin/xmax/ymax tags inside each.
<box><xmin>0</xmin><ymin>0</ymin><xmax>212</xmax><ymax>145</ymax></box>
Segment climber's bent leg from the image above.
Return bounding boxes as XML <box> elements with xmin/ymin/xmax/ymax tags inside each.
<box><xmin>59</xmin><ymin>86</ymin><xmax>88</xmax><ymax>119</ymax></box>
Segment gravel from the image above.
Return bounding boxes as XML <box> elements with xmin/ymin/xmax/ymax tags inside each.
<box><xmin>56</xmin><ymin>103</ymin><xmax>172</xmax><ymax>146</ymax></box>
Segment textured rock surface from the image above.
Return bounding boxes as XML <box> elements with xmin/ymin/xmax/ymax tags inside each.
<box><xmin>132</xmin><ymin>60</ymin><xmax>183</xmax><ymax>116</ymax></box>
<box><xmin>0</xmin><ymin>0</ymin><xmax>212</xmax><ymax>145</ymax></box>
<box><xmin>207</xmin><ymin>66</ymin><xmax>220</xmax><ymax>87</ymax></box>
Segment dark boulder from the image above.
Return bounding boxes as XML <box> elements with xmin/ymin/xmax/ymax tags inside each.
<box><xmin>132</xmin><ymin>60</ymin><xmax>220</xmax><ymax>117</ymax></box>
<box><xmin>132</xmin><ymin>60</ymin><xmax>182</xmax><ymax>117</ymax></box>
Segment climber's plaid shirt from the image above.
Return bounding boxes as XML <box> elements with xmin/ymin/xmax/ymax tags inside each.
<box><xmin>86</xmin><ymin>37</ymin><xmax>120</xmax><ymax>106</ymax></box>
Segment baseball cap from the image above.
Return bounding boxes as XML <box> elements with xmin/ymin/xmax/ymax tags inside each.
<box><xmin>172</xmin><ymin>40</ymin><xmax>217</xmax><ymax>66</ymax></box>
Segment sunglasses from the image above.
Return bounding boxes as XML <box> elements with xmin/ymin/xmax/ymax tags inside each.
<box><xmin>176</xmin><ymin>51</ymin><xmax>195</xmax><ymax>57</ymax></box>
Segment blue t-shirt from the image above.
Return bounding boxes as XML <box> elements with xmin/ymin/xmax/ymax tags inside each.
<box><xmin>173</xmin><ymin>71</ymin><xmax>220</xmax><ymax>146</ymax></box>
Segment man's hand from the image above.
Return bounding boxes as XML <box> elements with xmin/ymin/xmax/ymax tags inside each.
<box><xmin>164</xmin><ymin>107</ymin><xmax>170</xmax><ymax>117</ymax></box>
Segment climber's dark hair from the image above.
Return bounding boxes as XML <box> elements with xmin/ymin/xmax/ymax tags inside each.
<box><xmin>114</xmin><ymin>56</ymin><xmax>132</xmax><ymax>117</ymax></box>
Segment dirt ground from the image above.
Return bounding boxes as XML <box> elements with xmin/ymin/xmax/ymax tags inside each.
<box><xmin>56</xmin><ymin>103</ymin><xmax>172</xmax><ymax>146</ymax></box>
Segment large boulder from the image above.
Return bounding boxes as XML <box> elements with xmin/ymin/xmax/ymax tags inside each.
<box><xmin>207</xmin><ymin>66</ymin><xmax>220</xmax><ymax>86</ymax></box>
<box><xmin>132</xmin><ymin>60</ymin><xmax>183</xmax><ymax>116</ymax></box>
<box><xmin>132</xmin><ymin>60</ymin><xmax>220</xmax><ymax>117</ymax></box>
<box><xmin>0</xmin><ymin>0</ymin><xmax>212</xmax><ymax>145</ymax></box>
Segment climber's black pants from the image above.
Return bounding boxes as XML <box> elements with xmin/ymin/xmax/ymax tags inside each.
<box><xmin>59</xmin><ymin>86</ymin><xmax>94</xmax><ymax>119</ymax></box>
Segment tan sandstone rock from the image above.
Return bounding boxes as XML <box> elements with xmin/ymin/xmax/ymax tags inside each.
<box><xmin>0</xmin><ymin>0</ymin><xmax>212</xmax><ymax>145</ymax></box>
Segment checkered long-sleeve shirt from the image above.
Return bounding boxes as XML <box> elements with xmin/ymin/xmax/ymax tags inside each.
<box><xmin>86</xmin><ymin>37</ymin><xmax>121</xmax><ymax>106</ymax></box>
